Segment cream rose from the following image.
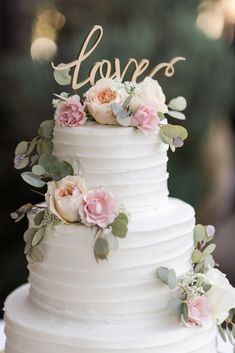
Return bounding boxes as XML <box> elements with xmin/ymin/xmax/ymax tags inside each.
<box><xmin>84</xmin><ymin>78</ymin><xmax>127</xmax><ymax>125</ymax></box>
<box><xmin>205</xmin><ymin>268</ymin><xmax>235</xmax><ymax>324</ymax></box>
<box><xmin>45</xmin><ymin>175</ymin><xmax>87</xmax><ymax>223</ymax></box>
<box><xmin>130</xmin><ymin>77</ymin><xmax>168</xmax><ymax>114</ymax></box>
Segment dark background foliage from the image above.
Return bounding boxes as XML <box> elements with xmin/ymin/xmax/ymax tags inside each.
<box><xmin>0</xmin><ymin>0</ymin><xmax>235</xmax><ymax>317</ymax></box>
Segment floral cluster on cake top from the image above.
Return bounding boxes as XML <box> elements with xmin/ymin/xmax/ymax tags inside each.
<box><xmin>53</xmin><ymin>76</ymin><xmax>188</xmax><ymax>152</ymax></box>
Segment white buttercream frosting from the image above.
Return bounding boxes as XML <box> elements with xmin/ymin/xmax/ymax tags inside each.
<box><xmin>4</xmin><ymin>285</ymin><xmax>217</xmax><ymax>353</ymax></box>
<box><xmin>27</xmin><ymin>198</ymin><xmax>195</xmax><ymax>321</ymax></box>
<box><xmin>4</xmin><ymin>123</ymin><xmax>218</xmax><ymax>353</ymax></box>
<box><xmin>53</xmin><ymin>123</ymin><xmax>169</xmax><ymax>213</ymax></box>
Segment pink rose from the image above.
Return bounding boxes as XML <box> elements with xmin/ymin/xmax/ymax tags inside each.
<box><xmin>132</xmin><ymin>105</ymin><xmax>160</xmax><ymax>135</ymax></box>
<box><xmin>185</xmin><ymin>296</ymin><xmax>211</xmax><ymax>327</ymax></box>
<box><xmin>79</xmin><ymin>189</ymin><xmax>118</xmax><ymax>228</ymax></box>
<box><xmin>55</xmin><ymin>95</ymin><xmax>86</xmax><ymax>127</ymax></box>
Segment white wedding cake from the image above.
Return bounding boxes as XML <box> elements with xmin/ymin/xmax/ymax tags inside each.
<box><xmin>4</xmin><ymin>25</ymin><xmax>235</xmax><ymax>353</ymax></box>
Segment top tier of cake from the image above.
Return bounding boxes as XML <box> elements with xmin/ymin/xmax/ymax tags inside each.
<box><xmin>53</xmin><ymin>123</ymin><xmax>169</xmax><ymax>214</ymax></box>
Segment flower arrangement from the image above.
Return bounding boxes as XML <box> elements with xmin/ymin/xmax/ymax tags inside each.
<box><xmin>13</xmin><ymin>175</ymin><xmax>129</xmax><ymax>263</ymax></box>
<box><xmin>157</xmin><ymin>224</ymin><xmax>235</xmax><ymax>348</ymax></box>
<box><xmin>52</xmin><ymin>74</ymin><xmax>188</xmax><ymax>152</ymax></box>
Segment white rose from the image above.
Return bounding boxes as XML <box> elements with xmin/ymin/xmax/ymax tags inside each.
<box><xmin>205</xmin><ymin>268</ymin><xmax>235</xmax><ymax>324</ymax></box>
<box><xmin>84</xmin><ymin>78</ymin><xmax>128</xmax><ymax>125</ymax></box>
<box><xmin>45</xmin><ymin>175</ymin><xmax>87</xmax><ymax>223</ymax></box>
<box><xmin>130</xmin><ymin>77</ymin><xmax>168</xmax><ymax>114</ymax></box>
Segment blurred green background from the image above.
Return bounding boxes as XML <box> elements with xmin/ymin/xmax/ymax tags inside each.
<box><xmin>1</xmin><ymin>0</ymin><xmax>235</xmax><ymax>317</ymax></box>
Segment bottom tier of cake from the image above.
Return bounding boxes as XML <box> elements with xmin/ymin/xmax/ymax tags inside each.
<box><xmin>4</xmin><ymin>285</ymin><xmax>217</xmax><ymax>353</ymax></box>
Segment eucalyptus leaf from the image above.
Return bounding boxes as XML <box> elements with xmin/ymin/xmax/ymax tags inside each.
<box><xmin>115</xmin><ymin>212</ymin><xmax>128</xmax><ymax>225</ymax></box>
<box><xmin>27</xmin><ymin>247</ymin><xmax>43</xmax><ymax>263</ymax></box>
<box><xmin>123</xmin><ymin>95</ymin><xmax>132</xmax><ymax>109</ymax></box>
<box><xmin>218</xmin><ymin>324</ymin><xmax>227</xmax><ymax>342</ymax></box>
<box><xmin>194</xmin><ymin>261</ymin><xmax>204</xmax><ymax>273</ymax></box>
<box><xmin>167</xmin><ymin>110</ymin><xmax>186</xmax><ymax>120</ymax></box>
<box><xmin>54</xmin><ymin>67</ymin><xmax>72</xmax><ymax>85</ymax></box>
<box><xmin>23</xmin><ymin>227</ymin><xmax>38</xmax><ymax>243</ymax></box>
<box><xmin>32</xmin><ymin>164</ymin><xmax>45</xmax><ymax>176</ymax></box>
<box><xmin>38</xmin><ymin>120</ymin><xmax>54</xmax><ymax>139</ymax></box>
<box><xmin>157</xmin><ymin>267</ymin><xmax>169</xmax><ymax>285</ymax></box>
<box><xmin>94</xmin><ymin>237</ymin><xmax>109</xmax><ymax>261</ymax></box>
<box><xmin>168</xmin><ymin>96</ymin><xmax>187</xmax><ymax>111</ymax></box>
<box><xmin>27</xmin><ymin>137</ymin><xmax>38</xmax><ymax>155</ymax></box>
<box><xmin>173</xmin><ymin>137</ymin><xmax>184</xmax><ymax>148</ymax></box>
<box><xmin>14</xmin><ymin>156</ymin><xmax>29</xmax><ymax>170</ymax></box>
<box><xmin>111</xmin><ymin>102</ymin><xmax>123</xmax><ymax>116</ymax></box>
<box><xmin>205</xmin><ymin>225</ymin><xmax>215</xmax><ymax>237</ymax></box>
<box><xmin>32</xmin><ymin>227</ymin><xmax>46</xmax><ymax>246</ymax></box>
<box><xmin>50</xmin><ymin>160</ymin><xmax>74</xmax><ymax>181</ymax></box>
<box><xmin>226</xmin><ymin>326</ymin><xmax>234</xmax><ymax>344</ymax></box>
<box><xmin>105</xmin><ymin>232</ymin><xmax>119</xmax><ymax>251</ymax></box>
<box><xmin>168</xmin><ymin>269</ymin><xmax>178</xmax><ymax>289</ymax></box>
<box><xmin>203</xmin><ymin>283</ymin><xmax>212</xmax><ymax>292</ymax></box>
<box><xmin>111</xmin><ymin>219</ymin><xmax>128</xmax><ymax>238</ymax></box>
<box><xmin>159</xmin><ymin>128</ymin><xmax>172</xmax><ymax>145</ymax></box>
<box><xmin>24</xmin><ymin>242</ymin><xmax>31</xmax><ymax>255</ymax></box>
<box><xmin>194</xmin><ymin>224</ymin><xmax>206</xmax><ymax>243</ymax></box>
<box><xmin>203</xmin><ymin>244</ymin><xmax>216</xmax><ymax>256</ymax></box>
<box><xmin>176</xmin><ymin>125</ymin><xmax>188</xmax><ymax>140</ymax></box>
<box><xmin>21</xmin><ymin>172</ymin><xmax>46</xmax><ymax>188</ymax></box>
<box><xmin>168</xmin><ymin>297</ymin><xmax>183</xmax><ymax>316</ymax></box>
<box><xmin>182</xmin><ymin>303</ymin><xmax>189</xmax><ymax>322</ymax></box>
<box><xmin>161</xmin><ymin>124</ymin><xmax>179</xmax><ymax>138</ymax></box>
<box><xmin>192</xmin><ymin>249</ymin><xmax>203</xmax><ymax>264</ymax></box>
<box><xmin>204</xmin><ymin>255</ymin><xmax>215</xmax><ymax>268</ymax></box>
<box><xmin>158</xmin><ymin>112</ymin><xmax>165</xmax><ymax>121</ymax></box>
<box><xmin>34</xmin><ymin>210</ymin><xmax>45</xmax><ymax>226</ymax></box>
<box><xmin>38</xmin><ymin>153</ymin><xmax>57</xmax><ymax>172</ymax></box>
<box><xmin>111</xmin><ymin>102</ymin><xmax>132</xmax><ymax>127</ymax></box>
<box><xmin>37</xmin><ymin>139</ymin><xmax>53</xmax><ymax>154</ymax></box>
<box><xmin>15</xmin><ymin>141</ymin><xmax>28</xmax><ymax>155</ymax></box>
<box><xmin>232</xmin><ymin>324</ymin><xmax>235</xmax><ymax>339</ymax></box>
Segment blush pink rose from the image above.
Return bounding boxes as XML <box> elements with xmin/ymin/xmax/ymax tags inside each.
<box><xmin>79</xmin><ymin>189</ymin><xmax>118</xmax><ymax>228</ymax></box>
<box><xmin>55</xmin><ymin>95</ymin><xmax>86</xmax><ymax>127</ymax></box>
<box><xmin>185</xmin><ymin>296</ymin><xmax>211</xmax><ymax>327</ymax></box>
<box><xmin>132</xmin><ymin>105</ymin><xmax>160</xmax><ymax>135</ymax></box>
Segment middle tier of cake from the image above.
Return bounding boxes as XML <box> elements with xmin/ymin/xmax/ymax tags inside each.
<box><xmin>28</xmin><ymin>197</ymin><xmax>195</xmax><ymax>322</ymax></box>
<box><xmin>53</xmin><ymin>123</ymin><xmax>169</xmax><ymax>213</ymax></box>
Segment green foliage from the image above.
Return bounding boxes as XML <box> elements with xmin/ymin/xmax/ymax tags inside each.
<box><xmin>14</xmin><ymin>117</ymin><xmax>75</xmax><ymax>187</ymax></box>
<box><xmin>111</xmin><ymin>212</ymin><xmax>129</xmax><ymax>238</ymax></box>
<box><xmin>10</xmin><ymin>203</ymin><xmax>33</xmax><ymax>223</ymax></box>
<box><xmin>38</xmin><ymin>120</ymin><xmax>54</xmax><ymax>139</ymax></box>
<box><xmin>157</xmin><ymin>267</ymin><xmax>177</xmax><ymax>289</ymax></box>
<box><xmin>168</xmin><ymin>297</ymin><xmax>183</xmax><ymax>316</ymax></box>
<box><xmin>49</xmin><ymin>160</ymin><xmax>74</xmax><ymax>181</ymax></box>
<box><xmin>193</xmin><ymin>224</ymin><xmax>216</xmax><ymax>273</ymax></box>
<box><xmin>111</xmin><ymin>102</ymin><xmax>132</xmax><ymax>127</ymax></box>
<box><xmin>159</xmin><ymin>123</ymin><xmax>188</xmax><ymax>151</ymax></box>
<box><xmin>21</xmin><ymin>172</ymin><xmax>46</xmax><ymax>188</ymax></box>
<box><xmin>54</xmin><ymin>67</ymin><xmax>72</xmax><ymax>85</ymax></box>
<box><xmin>94</xmin><ymin>237</ymin><xmax>109</xmax><ymax>262</ymax></box>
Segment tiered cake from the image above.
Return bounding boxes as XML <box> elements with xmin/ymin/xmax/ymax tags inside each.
<box><xmin>4</xmin><ymin>25</ymin><xmax>235</xmax><ymax>353</ymax></box>
<box><xmin>5</xmin><ymin>123</ymin><xmax>218</xmax><ymax>353</ymax></box>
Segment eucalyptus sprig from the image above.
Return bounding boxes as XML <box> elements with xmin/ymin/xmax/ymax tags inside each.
<box><xmin>217</xmin><ymin>309</ymin><xmax>235</xmax><ymax>350</ymax></box>
<box><xmin>14</xmin><ymin>119</ymin><xmax>75</xmax><ymax>187</ymax></box>
<box><xmin>23</xmin><ymin>208</ymin><xmax>61</xmax><ymax>263</ymax></box>
<box><xmin>93</xmin><ymin>212</ymin><xmax>129</xmax><ymax>262</ymax></box>
<box><xmin>192</xmin><ymin>224</ymin><xmax>216</xmax><ymax>273</ymax></box>
<box><xmin>159</xmin><ymin>123</ymin><xmax>188</xmax><ymax>151</ymax></box>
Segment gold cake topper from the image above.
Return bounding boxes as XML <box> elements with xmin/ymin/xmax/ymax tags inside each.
<box><xmin>52</xmin><ymin>25</ymin><xmax>185</xmax><ymax>90</ymax></box>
